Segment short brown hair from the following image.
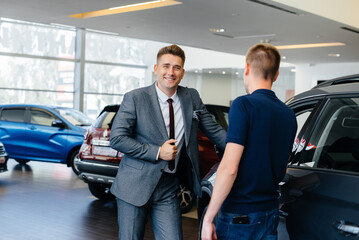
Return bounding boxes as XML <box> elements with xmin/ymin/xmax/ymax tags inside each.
<box><xmin>157</xmin><ymin>44</ymin><xmax>186</xmax><ymax>66</ymax></box>
<box><xmin>246</xmin><ymin>43</ymin><xmax>281</xmax><ymax>81</ymax></box>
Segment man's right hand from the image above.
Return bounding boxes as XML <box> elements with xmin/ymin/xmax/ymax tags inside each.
<box><xmin>159</xmin><ymin>139</ymin><xmax>177</xmax><ymax>161</ymax></box>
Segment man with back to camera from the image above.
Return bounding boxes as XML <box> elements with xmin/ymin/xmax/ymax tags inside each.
<box><xmin>201</xmin><ymin>43</ymin><xmax>297</xmax><ymax>240</ymax></box>
<box><xmin>109</xmin><ymin>44</ymin><xmax>226</xmax><ymax>240</ymax></box>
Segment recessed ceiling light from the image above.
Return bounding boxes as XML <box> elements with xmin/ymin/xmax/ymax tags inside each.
<box><xmin>68</xmin><ymin>0</ymin><xmax>182</xmax><ymax>19</ymax></box>
<box><xmin>290</xmin><ymin>69</ymin><xmax>296</xmax><ymax>72</ymax></box>
<box><xmin>222</xmin><ymin>71</ymin><xmax>226</xmax><ymax>75</ymax></box>
<box><xmin>276</xmin><ymin>42</ymin><xmax>345</xmax><ymax>50</ymax></box>
<box><xmin>209</xmin><ymin>28</ymin><xmax>226</xmax><ymax>33</ymax></box>
<box><xmin>282</xmin><ymin>56</ymin><xmax>286</xmax><ymax>59</ymax></box>
<box><xmin>235</xmin><ymin>72</ymin><xmax>239</xmax><ymax>75</ymax></box>
<box><xmin>328</xmin><ymin>53</ymin><xmax>340</xmax><ymax>57</ymax></box>
<box><xmin>195</xmin><ymin>70</ymin><xmax>198</xmax><ymax>73</ymax></box>
<box><xmin>208</xmin><ymin>71</ymin><xmax>212</xmax><ymax>74</ymax></box>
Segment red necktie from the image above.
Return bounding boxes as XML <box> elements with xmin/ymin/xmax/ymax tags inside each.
<box><xmin>167</xmin><ymin>98</ymin><xmax>175</xmax><ymax>171</ymax></box>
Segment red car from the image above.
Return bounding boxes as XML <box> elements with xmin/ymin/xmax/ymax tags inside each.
<box><xmin>78</xmin><ymin>104</ymin><xmax>228</xmax><ymax>212</ymax></box>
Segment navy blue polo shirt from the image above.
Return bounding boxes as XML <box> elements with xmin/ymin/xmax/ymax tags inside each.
<box><xmin>222</xmin><ymin>89</ymin><xmax>297</xmax><ymax>214</ymax></box>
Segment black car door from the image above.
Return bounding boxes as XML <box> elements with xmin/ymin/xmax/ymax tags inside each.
<box><xmin>282</xmin><ymin>95</ymin><xmax>359</xmax><ymax>240</ymax></box>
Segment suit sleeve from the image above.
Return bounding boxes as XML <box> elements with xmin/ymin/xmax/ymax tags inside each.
<box><xmin>191</xmin><ymin>90</ymin><xmax>227</xmax><ymax>151</ymax></box>
<box><xmin>110</xmin><ymin>92</ymin><xmax>159</xmax><ymax>162</ymax></box>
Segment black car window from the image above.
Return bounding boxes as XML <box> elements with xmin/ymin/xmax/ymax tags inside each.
<box><xmin>297</xmin><ymin>97</ymin><xmax>359</xmax><ymax>172</ymax></box>
<box><xmin>30</xmin><ymin>109</ymin><xmax>58</xmax><ymax>127</ymax></box>
<box><xmin>0</xmin><ymin>108</ymin><xmax>26</xmax><ymax>123</ymax></box>
<box><xmin>288</xmin><ymin>100</ymin><xmax>320</xmax><ymax>165</ymax></box>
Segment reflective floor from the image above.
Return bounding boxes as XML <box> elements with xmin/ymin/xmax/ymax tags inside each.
<box><xmin>0</xmin><ymin>160</ymin><xmax>199</xmax><ymax>240</ymax></box>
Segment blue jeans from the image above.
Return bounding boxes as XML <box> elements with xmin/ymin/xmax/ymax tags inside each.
<box><xmin>216</xmin><ymin>208</ymin><xmax>279</xmax><ymax>240</ymax></box>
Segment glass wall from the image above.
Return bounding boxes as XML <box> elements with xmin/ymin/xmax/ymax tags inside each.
<box><xmin>0</xmin><ymin>19</ymin><xmax>75</xmax><ymax>107</ymax></box>
<box><xmin>0</xmin><ymin>18</ymin><xmax>295</xmax><ymax>120</ymax></box>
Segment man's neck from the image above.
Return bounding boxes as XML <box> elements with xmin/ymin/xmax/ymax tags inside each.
<box><xmin>156</xmin><ymin>83</ymin><xmax>177</xmax><ymax>98</ymax></box>
<box><xmin>156</xmin><ymin>82</ymin><xmax>177</xmax><ymax>98</ymax></box>
<box><xmin>248</xmin><ymin>78</ymin><xmax>272</xmax><ymax>94</ymax></box>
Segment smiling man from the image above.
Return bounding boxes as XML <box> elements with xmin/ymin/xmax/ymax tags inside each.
<box><xmin>110</xmin><ymin>44</ymin><xmax>226</xmax><ymax>240</ymax></box>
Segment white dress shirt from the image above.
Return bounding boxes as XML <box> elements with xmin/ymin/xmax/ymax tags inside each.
<box><xmin>155</xmin><ymin>84</ymin><xmax>185</xmax><ymax>173</ymax></box>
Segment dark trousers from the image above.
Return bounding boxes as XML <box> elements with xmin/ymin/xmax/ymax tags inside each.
<box><xmin>116</xmin><ymin>173</ymin><xmax>182</xmax><ymax>240</ymax></box>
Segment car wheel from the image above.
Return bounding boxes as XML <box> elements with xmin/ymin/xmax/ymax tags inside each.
<box><xmin>69</xmin><ymin>150</ymin><xmax>80</xmax><ymax>175</ymax></box>
<box><xmin>15</xmin><ymin>159</ymin><xmax>29</xmax><ymax>164</ymax></box>
<box><xmin>178</xmin><ymin>184</ymin><xmax>194</xmax><ymax>213</ymax></box>
<box><xmin>198</xmin><ymin>206</ymin><xmax>219</xmax><ymax>239</ymax></box>
<box><xmin>88</xmin><ymin>182</ymin><xmax>115</xmax><ymax>200</ymax></box>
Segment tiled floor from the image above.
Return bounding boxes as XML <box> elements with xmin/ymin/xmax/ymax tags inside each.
<box><xmin>0</xmin><ymin>160</ymin><xmax>199</xmax><ymax>240</ymax></box>
<box><xmin>0</xmin><ymin>159</ymin><xmax>289</xmax><ymax>240</ymax></box>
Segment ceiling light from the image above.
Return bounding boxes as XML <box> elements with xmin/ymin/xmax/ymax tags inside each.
<box><xmin>110</xmin><ymin>0</ymin><xmax>164</xmax><ymax>10</ymax></box>
<box><xmin>282</xmin><ymin>56</ymin><xmax>286</xmax><ymax>59</ymax></box>
<box><xmin>328</xmin><ymin>53</ymin><xmax>340</xmax><ymax>57</ymax></box>
<box><xmin>290</xmin><ymin>69</ymin><xmax>296</xmax><ymax>72</ymax></box>
<box><xmin>208</xmin><ymin>71</ymin><xmax>212</xmax><ymax>74</ymax></box>
<box><xmin>222</xmin><ymin>71</ymin><xmax>226</xmax><ymax>75</ymax></box>
<box><xmin>276</xmin><ymin>42</ymin><xmax>345</xmax><ymax>50</ymax></box>
<box><xmin>68</xmin><ymin>0</ymin><xmax>182</xmax><ymax>19</ymax></box>
<box><xmin>209</xmin><ymin>28</ymin><xmax>226</xmax><ymax>33</ymax></box>
<box><xmin>235</xmin><ymin>72</ymin><xmax>239</xmax><ymax>75</ymax></box>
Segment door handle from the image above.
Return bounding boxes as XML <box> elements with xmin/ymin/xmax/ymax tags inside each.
<box><xmin>333</xmin><ymin>220</ymin><xmax>359</xmax><ymax>236</ymax></box>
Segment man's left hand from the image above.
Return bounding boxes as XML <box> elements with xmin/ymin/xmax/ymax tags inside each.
<box><xmin>201</xmin><ymin>221</ymin><xmax>217</xmax><ymax>240</ymax></box>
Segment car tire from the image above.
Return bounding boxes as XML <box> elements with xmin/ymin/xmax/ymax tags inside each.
<box><xmin>198</xmin><ymin>206</ymin><xmax>219</xmax><ymax>239</ymax></box>
<box><xmin>69</xmin><ymin>150</ymin><xmax>80</xmax><ymax>175</ymax></box>
<box><xmin>15</xmin><ymin>159</ymin><xmax>29</xmax><ymax>164</ymax></box>
<box><xmin>88</xmin><ymin>182</ymin><xmax>115</xmax><ymax>200</ymax></box>
<box><xmin>178</xmin><ymin>184</ymin><xmax>195</xmax><ymax>213</ymax></box>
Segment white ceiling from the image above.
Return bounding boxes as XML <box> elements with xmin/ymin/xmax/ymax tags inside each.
<box><xmin>1</xmin><ymin>0</ymin><xmax>359</xmax><ymax>65</ymax></box>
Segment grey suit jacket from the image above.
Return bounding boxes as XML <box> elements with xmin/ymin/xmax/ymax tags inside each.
<box><xmin>110</xmin><ymin>83</ymin><xmax>226</xmax><ymax>207</ymax></box>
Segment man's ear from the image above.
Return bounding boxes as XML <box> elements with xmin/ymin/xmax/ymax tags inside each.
<box><xmin>244</xmin><ymin>62</ymin><xmax>250</xmax><ymax>76</ymax></box>
<box><xmin>154</xmin><ymin>64</ymin><xmax>158</xmax><ymax>74</ymax></box>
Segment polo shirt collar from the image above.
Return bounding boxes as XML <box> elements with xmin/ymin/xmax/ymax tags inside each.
<box><xmin>252</xmin><ymin>89</ymin><xmax>276</xmax><ymax>97</ymax></box>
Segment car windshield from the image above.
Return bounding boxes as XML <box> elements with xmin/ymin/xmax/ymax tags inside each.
<box><xmin>55</xmin><ymin>108</ymin><xmax>93</xmax><ymax>126</ymax></box>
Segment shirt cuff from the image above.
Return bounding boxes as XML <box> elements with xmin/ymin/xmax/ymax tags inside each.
<box><xmin>156</xmin><ymin>147</ymin><xmax>161</xmax><ymax>160</ymax></box>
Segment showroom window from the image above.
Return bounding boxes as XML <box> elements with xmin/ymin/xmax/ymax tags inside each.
<box><xmin>0</xmin><ymin>18</ymin><xmax>295</xmax><ymax>119</ymax></box>
<box><xmin>0</xmin><ymin>19</ymin><xmax>75</xmax><ymax>107</ymax></box>
<box><xmin>84</xmin><ymin>32</ymin><xmax>147</xmax><ymax>119</ymax></box>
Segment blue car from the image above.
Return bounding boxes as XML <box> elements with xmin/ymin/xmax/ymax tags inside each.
<box><xmin>0</xmin><ymin>104</ymin><xmax>93</xmax><ymax>174</ymax></box>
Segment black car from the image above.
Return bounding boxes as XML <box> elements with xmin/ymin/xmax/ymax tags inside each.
<box><xmin>198</xmin><ymin>74</ymin><xmax>359</xmax><ymax>239</ymax></box>
<box><xmin>0</xmin><ymin>141</ymin><xmax>9</xmax><ymax>173</ymax></box>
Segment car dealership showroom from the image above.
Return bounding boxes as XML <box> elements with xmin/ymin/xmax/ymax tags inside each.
<box><xmin>1</xmin><ymin>0</ymin><xmax>359</xmax><ymax>239</ymax></box>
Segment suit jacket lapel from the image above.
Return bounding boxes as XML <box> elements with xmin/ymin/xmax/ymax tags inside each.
<box><xmin>178</xmin><ymin>87</ymin><xmax>193</xmax><ymax>147</ymax></box>
<box><xmin>148</xmin><ymin>83</ymin><xmax>168</xmax><ymax>140</ymax></box>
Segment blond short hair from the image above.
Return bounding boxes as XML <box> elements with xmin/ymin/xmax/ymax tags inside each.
<box><xmin>246</xmin><ymin>43</ymin><xmax>281</xmax><ymax>81</ymax></box>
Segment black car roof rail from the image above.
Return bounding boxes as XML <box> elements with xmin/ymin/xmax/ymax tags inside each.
<box><xmin>313</xmin><ymin>74</ymin><xmax>359</xmax><ymax>89</ymax></box>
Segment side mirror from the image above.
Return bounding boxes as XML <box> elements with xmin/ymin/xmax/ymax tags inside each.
<box><xmin>52</xmin><ymin>120</ymin><xmax>66</xmax><ymax>128</ymax></box>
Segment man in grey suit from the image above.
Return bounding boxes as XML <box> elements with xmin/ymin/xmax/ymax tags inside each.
<box><xmin>110</xmin><ymin>44</ymin><xmax>226</xmax><ymax>240</ymax></box>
